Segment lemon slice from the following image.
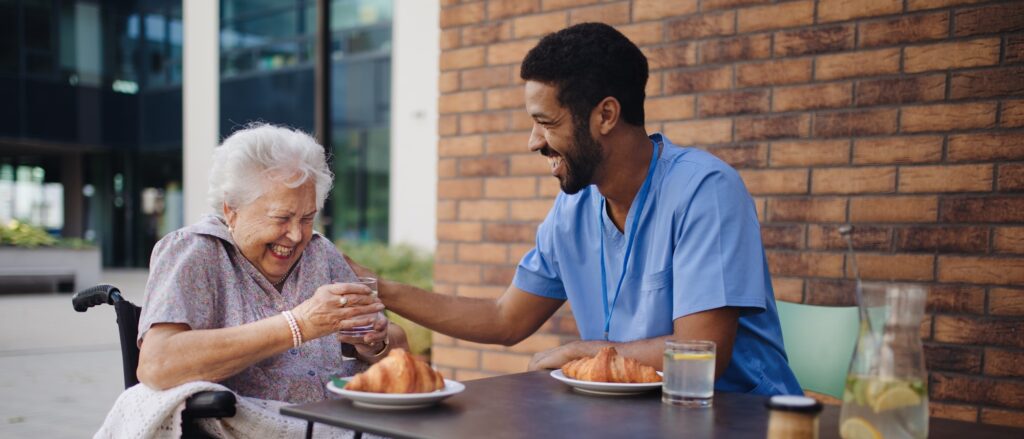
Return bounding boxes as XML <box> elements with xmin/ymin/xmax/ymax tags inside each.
<box><xmin>671</xmin><ymin>353</ymin><xmax>714</xmax><ymax>360</ymax></box>
<box><xmin>840</xmin><ymin>417</ymin><xmax>881</xmax><ymax>439</ymax></box>
<box><xmin>872</xmin><ymin>386</ymin><xmax>922</xmax><ymax>413</ymax></box>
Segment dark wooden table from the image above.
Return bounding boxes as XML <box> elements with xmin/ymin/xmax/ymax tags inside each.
<box><xmin>281</xmin><ymin>371</ymin><xmax>1024</xmax><ymax>438</ymax></box>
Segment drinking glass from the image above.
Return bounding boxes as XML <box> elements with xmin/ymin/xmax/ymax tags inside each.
<box><xmin>663</xmin><ymin>340</ymin><xmax>716</xmax><ymax>407</ymax></box>
<box><xmin>338</xmin><ymin>277</ymin><xmax>381</xmax><ymax>336</ymax></box>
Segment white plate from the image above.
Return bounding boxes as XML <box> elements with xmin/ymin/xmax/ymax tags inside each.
<box><xmin>550</xmin><ymin>369</ymin><xmax>663</xmax><ymax>396</ymax></box>
<box><xmin>326</xmin><ymin>378</ymin><xmax>465</xmax><ymax>410</ymax></box>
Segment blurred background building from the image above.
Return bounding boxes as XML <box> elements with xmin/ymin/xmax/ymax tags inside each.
<box><xmin>0</xmin><ymin>0</ymin><xmax>438</xmax><ymax>268</ymax></box>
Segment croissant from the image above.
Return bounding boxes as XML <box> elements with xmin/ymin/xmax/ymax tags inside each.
<box><xmin>344</xmin><ymin>348</ymin><xmax>445</xmax><ymax>393</ymax></box>
<box><xmin>561</xmin><ymin>346</ymin><xmax>661</xmax><ymax>383</ymax></box>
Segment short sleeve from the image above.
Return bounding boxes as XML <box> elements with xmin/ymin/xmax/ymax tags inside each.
<box><xmin>672</xmin><ymin>171</ymin><xmax>769</xmax><ymax>320</ymax></box>
<box><xmin>137</xmin><ymin>231</ymin><xmax>221</xmax><ymax>344</ymax></box>
<box><xmin>512</xmin><ymin>201</ymin><xmax>566</xmax><ymax>300</ymax></box>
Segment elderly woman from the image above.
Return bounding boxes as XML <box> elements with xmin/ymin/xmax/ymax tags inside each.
<box><xmin>136</xmin><ymin>123</ymin><xmax>407</xmax><ymax>404</ymax></box>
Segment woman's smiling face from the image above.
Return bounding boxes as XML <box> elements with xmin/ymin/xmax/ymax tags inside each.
<box><xmin>224</xmin><ymin>179</ymin><xmax>317</xmax><ymax>285</ymax></box>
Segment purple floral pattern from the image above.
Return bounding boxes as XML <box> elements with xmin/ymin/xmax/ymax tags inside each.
<box><xmin>138</xmin><ymin>215</ymin><xmax>365</xmax><ymax>403</ymax></box>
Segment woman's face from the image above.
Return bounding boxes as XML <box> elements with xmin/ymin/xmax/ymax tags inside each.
<box><xmin>224</xmin><ymin>179</ymin><xmax>317</xmax><ymax>285</ymax></box>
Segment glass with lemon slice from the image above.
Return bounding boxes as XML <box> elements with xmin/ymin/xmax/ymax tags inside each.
<box><xmin>839</xmin><ymin>376</ymin><xmax>928</xmax><ymax>439</ymax></box>
<box><xmin>662</xmin><ymin>340</ymin><xmax>715</xmax><ymax>407</ymax></box>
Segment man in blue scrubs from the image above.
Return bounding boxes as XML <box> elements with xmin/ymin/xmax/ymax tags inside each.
<box><xmin>357</xmin><ymin>23</ymin><xmax>801</xmax><ymax>395</ymax></box>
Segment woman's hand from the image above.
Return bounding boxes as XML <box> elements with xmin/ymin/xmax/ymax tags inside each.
<box><xmin>291</xmin><ymin>283</ymin><xmax>384</xmax><ymax>341</ymax></box>
<box><xmin>339</xmin><ymin>316</ymin><xmax>389</xmax><ymax>358</ymax></box>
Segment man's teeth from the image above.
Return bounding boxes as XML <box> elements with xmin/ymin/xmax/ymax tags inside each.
<box><xmin>549</xmin><ymin>157</ymin><xmax>563</xmax><ymax>170</ymax></box>
<box><xmin>270</xmin><ymin>244</ymin><xmax>294</xmax><ymax>257</ymax></box>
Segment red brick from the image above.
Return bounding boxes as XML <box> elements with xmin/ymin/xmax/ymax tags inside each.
<box><xmin>460</xmin><ymin>112</ymin><xmax>510</xmax><ymax>134</ymax></box>
<box><xmin>459</xmin><ymin>157</ymin><xmax>508</xmax><ymax>177</ymax></box>
<box><xmin>767</xmin><ymin>197</ymin><xmax>848</xmax><ymax>222</ymax></box>
<box><xmin>509</xmin><ymin>153</ymin><xmax>548</xmax><ymax>176</ymax></box>
<box><xmin>904</xmin><ymin>38</ymin><xmax>1001</xmax><ymax>73</ymax></box>
<box><xmin>981</xmin><ymin>408</ymin><xmax>1024</xmax><ymax>428</ymax></box>
<box><xmin>512</xmin><ymin>11</ymin><xmax>566</xmax><ymax>39</ymax></box>
<box><xmin>668</xmin><ymin>11</ymin><xmax>736</xmax><ymax>40</ymax></box>
<box><xmin>930</xmin><ymin>403</ymin><xmax>979</xmax><ymax>423</ymax></box>
<box><xmin>485</xmin><ymin>223</ymin><xmax>536</xmax><ymax>243</ymax></box>
<box><xmin>459</xmin><ymin>199</ymin><xmax>509</xmax><ymax>221</ymax></box>
<box><xmin>737</xmin><ymin>1</ymin><xmax>814</xmax><ymax>33</ymax></box>
<box><xmin>701</xmin><ymin>0</ymin><xmax>771</xmax><ymax>12</ymax></box>
<box><xmin>643</xmin><ymin>43</ymin><xmax>697</xmax><ymax>70</ymax></box>
<box><xmin>935</xmin><ymin>316</ymin><xmax>1024</xmax><ymax>349</ymax></box>
<box><xmin>1007</xmin><ymin>35</ymin><xmax>1024</xmax><ymax>64</ymax></box>
<box><xmin>699</xmin><ymin>34</ymin><xmax>772</xmax><ymax>64</ymax></box>
<box><xmin>439</xmin><ymin>159</ymin><xmax>457</xmax><ymax>178</ymax></box>
<box><xmin>663</xmin><ymin>119</ymin><xmax>733</xmax><ymax>145</ymax></box>
<box><xmin>487</xmin><ymin>39</ymin><xmax>538</xmax><ymax>66</ymax></box>
<box><xmin>990</xmin><ymin>288</ymin><xmax>1024</xmax><ymax>316</ymax></box>
<box><xmin>437</xmin><ymin>200</ymin><xmax>457</xmax><ymax>221</ymax></box>
<box><xmin>439</xmin><ymin>115</ymin><xmax>458</xmax><ymax>136</ymax></box>
<box><xmin>433</xmin><ymin>345</ymin><xmax>480</xmax><ymax>368</ymax></box>
<box><xmin>816</xmin><ymin>48</ymin><xmax>901</xmax><ymax>80</ymax></box>
<box><xmin>441</xmin><ymin>29</ymin><xmax>460</xmax><ymax>50</ymax></box>
<box><xmin>437</xmin><ymin>221</ymin><xmax>484</xmax><ymax>242</ymax></box>
<box><xmin>461</xmin><ymin>66</ymin><xmax>511</xmax><ymax>90</ymax></box>
<box><xmin>926</xmin><ymin>284</ymin><xmax>986</xmax><ymax>314</ymax></box>
<box><xmin>995</xmin><ymin>227</ymin><xmax>1024</xmax><ymax>254</ymax></box>
<box><xmin>1003</xmin><ymin>100</ymin><xmax>1024</xmax><ymax>128</ymax></box>
<box><xmin>509</xmin><ymin>199</ymin><xmax>553</xmax><ymax>221</ymax></box>
<box><xmin>772</xmin><ymin>277</ymin><xmax>804</xmax><ymax>303</ymax></box>
<box><xmin>665</xmin><ymin>66</ymin><xmax>733</xmax><ymax>93</ymax></box>
<box><xmin>647</xmin><ymin>72</ymin><xmax>663</xmax><ymax>97</ymax></box>
<box><xmin>951</xmin><ymin>67</ymin><xmax>1024</xmax><ymax>99</ymax></box>
<box><xmin>908</xmin><ymin>0</ymin><xmax>986</xmax><ymax>12</ymax></box>
<box><xmin>439</xmin><ymin>91</ymin><xmax>484</xmax><ymax>114</ymax></box>
<box><xmin>739</xmin><ymin>169</ymin><xmax>809</xmax><ymax>195</ymax></box>
<box><xmin>698</xmin><ymin>90</ymin><xmax>770</xmax><ymax>117</ymax></box>
<box><xmin>859</xmin><ymin>12</ymin><xmax>950</xmax><ymax>48</ymax></box>
<box><xmin>487</xmin><ymin>0</ymin><xmax>539</xmax><ymax>20</ymax></box>
<box><xmin>813</xmin><ymin>109</ymin><xmax>898</xmax><ymax>138</ymax></box>
<box><xmin>954</xmin><ymin>3</ymin><xmax>1024</xmax><ymax>37</ymax></box>
<box><xmin>807</xmin><ymin>224</ymin><xmax>891</xmax><ymax>251</ymax></box>
<box><xmin>440</xmin><ymin>135</ymin><xmax>484</xmax><ymax>157</ymax></box>
<box><xmin>485</xmin><ymin>177</ymin><xmax>536</xmax><ymax>199</ymax></box>
<box><xmin>814</xmin><ymin>167</ymin><xmax>896</xmax><ymax>195</ymax></box>
<box><xmin>770</xmin><ymin>140</ymin><xmax>850</xmax><ymax>166</ymax></box>
<box><xmin>645</xmin><ymin>95</ymin><xmax>695</xmax><ymax>122</ymax></box>
<box><xmin>1001</xmin><ymin>164</ymin><xmax>1024</xmax><ymax>191</ymax></box>
<box><xmin>925</xmin><ymin>344</ymin><xmax>982</xmax><ymax>374</ymax></box>
<box><xmin>850</xmin><ymin>196</ymin><xmax>938</xmax><ymax>223</ymax></box>
<box><xmin>462</xmin><ymin>22</ymin><xmax>512</xmax><ymax>46</ymax></box>
<box><xmin>434</xmin><ymin>263</ymin><xmax>482</xmax><ymax>284</ymax></box>
<box><xmin>441</xmin><ymin>47</ymin><xmax>486</xmax><ymax>70</ymax></box>
<box><xmin>617</xmin><ymin>22</ymin><xmax>663</xmax><ymax>46</ymax></box>
<box><xmin>540</xmin><ymin>0</ymin><xmax>602</xmax><ymax>10</ymax></box>
<box><xmin>486</xmin><ymin>132</ymin><xmax>530</xmax><ymax>154</ymax></box>
<box><xmin>633</xmin><ymin>0</ymin><xmax>697</xmax><ymax>21</ymax></box>
<box><xmin>939</xmin><ymin>256</ymin><xmax>1024</xmax><ymax>285</ymax></box>
<box><xmin>899</xmin><ymin>164</ymin><xmax>993</xmax><ymax>193</ymax></box>
<box><xmin>440</xmin><ymin>71</ymin><xmax>459</xmax><ymax>93</ymax></box>
<box><xmin>933</xmin><ymin>373</ymin><xmax>1024</xmax><ymax>410</ymax></box>
<box><xmin>774</xmin><ymin>24</ymin><xmax>855</xmax><ymax>57</ymax></box>
<box><xmin>457</xmin><ymin>242</ymin><xmax>508</xmax><ymax>264</ymax></box>
<box><xmin>760</xmin><ymin>224</ymin><xmax>804</xmax><ymax>250</ymax></box>
<box><xmin>509</xmin><ymin>110</ymin><xmax>533</xmax><ymax>130</ymax></box>
<box><xmin>441</xmin><ymin>2</ymin><xmax>485</xmax><ymax>28</ymax></box>
<box><xmin>439</xmin><ymin>178</ymin><xmax>483</xmax><ymax>199</ymax></box>
<box><xmin>481</xmin><ymin>265</ymin><xmax>517</xmax><ymax>284</ymax></box>
<box><xmin>773</xmin><ymin>82</ymin><xmax>852</xmax><ymax>112</ymax></box>
<box><xmin>855</xmin><ymin>74</ymin><xmax>946</xmax><ymax>106</ymax></box>
<box><xmin>853</xmin><ymin>136</ymin><xmax>943</xmax><ymax>165</ymax></box>
<box><xmin>948</xmin><ymin>133</ymin><xmax>1024</xmax><ymax>162</ymax></box>
<box><xmin>735</xmin><ymin>114</ymin><xmax>810</xmax><ymax>141</ymax></box>
<box><xmin>767</xmin><ymin>251</ymin><xmax>845</xmax><ymax>278</ymax></box>
<box><xmin>486</xmin><ymin>87</ymin><xmax>524</xmax><ymax>110</ymax></box>
<box><xmin>568</xmin><ymin>2</ymin><xmax>630</xmax><ymax>25</ymax></box>
<box><xmin>805</xmin><ymin>279</ymin><xmax>856</xmax><ymax>306</ymax></box>
<box><xmin>482</xmin><ymin>351</ymin><xmax>531</xmax><ymax>373</ymax></box>
<box><xmin>435</xmin><ymin>242</ymin><xmax>457</xmax><ymax>262</ymax></box>
<box><xmin>707</xmin><ymin>143</ymin><xmax>768</xmax><ymax>169</ymax></box>
<box><xmin>818</xmin><ymin>0</ymin><xmax>901</xmax><ymax>23</ymax></box>
<box><xmin>901</xmin><ymin>102</ymin><xmax>997</xmax><ymax>133</ymax></box>
<box><xmin>736</xmin><ymin>58</ymin><xmax>812</xmax><ymax>87</ymax></box>
<box><xmin>941</xmin><ymin>196</ymin><xmax>1024</xmax><ymax>223</ymax></box>
<box><xmin>985</xmin><ymin>348</ymin><xmax>1024</xmax><ymax>377</ymax></box>
<box><xmin>896</xmin><ymin>225</ymin><xmax>989</xmax><ymax>253</ymax></box>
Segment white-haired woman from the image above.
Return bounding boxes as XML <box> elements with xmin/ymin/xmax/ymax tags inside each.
<box><xmin>136</xmin><ymin>123</ymin><xmax>407</xmax><ymax>403</ymax></box>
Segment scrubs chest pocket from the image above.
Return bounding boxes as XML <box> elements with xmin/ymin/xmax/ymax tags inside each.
<box><xmin>640</xmin><ymin>267</ymin><xmax>672</xmax><ymax>294</ymax></box>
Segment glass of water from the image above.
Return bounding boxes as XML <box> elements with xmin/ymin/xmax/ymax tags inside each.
<box><xmin>338</xmin><ymin>277</ymin><xmax>381</xmax><ymax>336</ymax></box>
<box><xmin>663</xmin><ymin>340</ymin><xmax>716</xmax><ymax>407</ymax></box>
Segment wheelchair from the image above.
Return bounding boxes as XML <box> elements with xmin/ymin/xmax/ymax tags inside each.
<box><xmin>72</xmin><ymin>285</ymin><xmax>236</xmax><ymax>439</ymax></box>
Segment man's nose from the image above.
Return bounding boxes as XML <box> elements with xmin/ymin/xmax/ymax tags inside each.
<box><xmin>527</xmin><ymin>125</ymin><xmax>546</xmax><ymax>152</ymax></box>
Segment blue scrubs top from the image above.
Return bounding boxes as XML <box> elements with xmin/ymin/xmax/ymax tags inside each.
<box><xmin>513</xmin><ymin>133</ymin><xmax>802</xmax><ymax>396</ymax></box>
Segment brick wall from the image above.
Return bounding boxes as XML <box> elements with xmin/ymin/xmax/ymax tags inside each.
<box><xmin>433</xmin><ymin>0</ymin><xmax>1024</xmax><ymax>426</ymax></box>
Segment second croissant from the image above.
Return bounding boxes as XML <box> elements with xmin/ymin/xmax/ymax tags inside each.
<box><xmin>561</xmin><ymin>346</ymin><xmax>661</xmax><ymax>383</ymax></box>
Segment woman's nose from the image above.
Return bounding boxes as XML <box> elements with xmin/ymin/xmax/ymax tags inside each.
<box><xmin>286</xmin><ymin>221</ymin><xmax>302</xmax><ymax>242</ymax></box>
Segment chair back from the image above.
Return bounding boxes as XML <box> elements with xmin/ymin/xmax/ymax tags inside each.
<box><xmin>776</xmin><ymin>301</ymin><xmax>859</xmax><ymax>399</ymax></box>
<box><xmin>72</xmin><ymin>284</ymin><xmax>142</xmax><ymax>389</ymax></box>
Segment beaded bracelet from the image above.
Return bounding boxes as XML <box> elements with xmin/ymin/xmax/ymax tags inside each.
<box><xmin>282</xmin><ymin>310</ymin><xmax>303</xmax><ymax>348</ymax></box>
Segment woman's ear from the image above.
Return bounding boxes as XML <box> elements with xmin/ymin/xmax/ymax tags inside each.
<box><xmin>591</xmin><ymin>96</ymin><xmax>621</xmax><ymax>136</ymax></box>
<box><xmin>223</xmin><ymin>201</ymin><xmax>237</xmax><ymax>229</ymax></box>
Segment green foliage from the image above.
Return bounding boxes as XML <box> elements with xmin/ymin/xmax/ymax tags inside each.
<box><xmin>336</xmin><ymin>240</ymin><xmax>434</xmax><ymax>356</ymax></box>
<box><xmin>0</xmin><ymin>220</ymin><xmax>94</xmax><ymax>249</ymax></box>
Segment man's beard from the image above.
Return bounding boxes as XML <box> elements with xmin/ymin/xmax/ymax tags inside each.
<box><xmin>558</xmin><ymin>120</ymin><xmax>603</xmax><ymax>195</ymax></box>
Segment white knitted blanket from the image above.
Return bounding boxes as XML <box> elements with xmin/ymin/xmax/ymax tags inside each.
<box><xmin>94</xmin><ymin>382</ymin><xmax>357</xmax><ymax>439</ymax></box>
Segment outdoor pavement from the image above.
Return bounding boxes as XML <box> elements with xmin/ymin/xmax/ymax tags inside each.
<box><xmin>0</xmin><ymin>269</ymin><xmax>149</xmax><ymax>438</ymax></box>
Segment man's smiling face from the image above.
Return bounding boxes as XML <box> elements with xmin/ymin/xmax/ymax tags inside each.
<box><xmin>524</xmin><ymin>81</ymin><xmax>603</xmax><ymax>195</ymax></box>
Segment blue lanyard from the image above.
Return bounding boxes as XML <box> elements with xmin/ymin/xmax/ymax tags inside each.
<box><xmin>599</xmin><ymin>139</ymin><xmax>660</xmax><ymax>341</ymax></box>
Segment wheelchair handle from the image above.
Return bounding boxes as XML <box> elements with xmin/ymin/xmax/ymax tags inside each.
<box><xmin>72</xmin><ymin>284</ymin><xmax>125</xmax><ymax>312</ymax></box>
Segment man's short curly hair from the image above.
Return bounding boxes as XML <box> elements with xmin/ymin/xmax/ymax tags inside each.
<box><xmin>520</xmin><ymin>22</ymin><xmax>649</xmax><ymax>127</ymax></box>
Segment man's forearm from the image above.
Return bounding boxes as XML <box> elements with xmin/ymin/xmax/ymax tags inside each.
<box><xmin>378</xmin><ymin>279</ymin><xmax>518</xmax><ymax>344</ymax></box>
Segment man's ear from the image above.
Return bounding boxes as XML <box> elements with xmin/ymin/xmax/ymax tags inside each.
<box><xmin>591</xmin><ymin>96</ymin><xmax>621</xmax><ymax>136</ymax></box>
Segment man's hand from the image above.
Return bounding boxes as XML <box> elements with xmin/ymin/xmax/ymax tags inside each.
<box><xmin>528</xmin><ymin>341</ymin><xmax>592</xmax><ymax>371</ymax></box>
<box><xmin>343</xmin><ymin>254</ymin><xmax>378</xmax><ymax>279</ymax></box>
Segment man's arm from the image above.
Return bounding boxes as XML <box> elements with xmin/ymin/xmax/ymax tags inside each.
<box><xmin>528</xmin><ymin>306</ymin><xmax>739</xmax><ymax>379</ymax></box>
<box><xmin>378</xmin><ymin>279</ymin><xmax>565</xmax><ymax>346</ymax></box>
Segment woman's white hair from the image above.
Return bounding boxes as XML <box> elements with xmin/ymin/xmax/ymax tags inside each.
<box><xmin>208</xmin><ymin>123</ymin><xmax>333</xmax><ymax>215</ymax></box>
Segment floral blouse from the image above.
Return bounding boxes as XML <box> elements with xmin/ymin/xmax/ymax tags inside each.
<box><xmin>138</xmin><ymin>215</ymin><xmax>365</xmax><ymax>403</ymax></box>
